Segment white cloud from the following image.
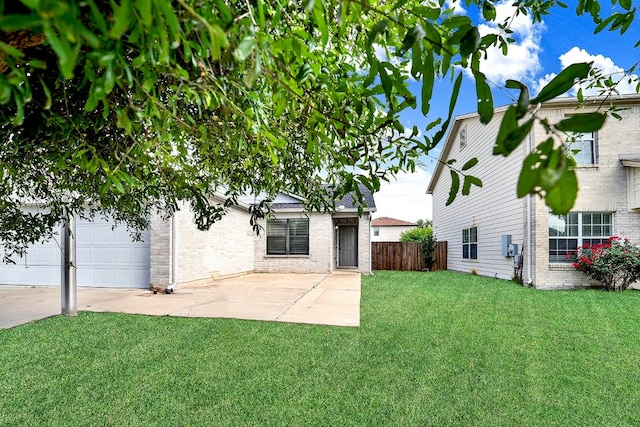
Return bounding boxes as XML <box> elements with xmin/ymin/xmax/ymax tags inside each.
<box><xmin>445</xmin><ymin>0</ymin><xmax>467</xmax><ymax>15</ymax></box>
<box><xmin>372</xmin><ymin>169</ymin><xmax>433</xmax><ymax>222</ymax></box>
<box><xmin>533</xmin><ymin>47</ymin><xmax>639</xmax><ymax>97</ymax></box>
<box><xmin>473</xmin><ymin>2</ymin><xmax>545</xmax><ymax>85</ymax></box>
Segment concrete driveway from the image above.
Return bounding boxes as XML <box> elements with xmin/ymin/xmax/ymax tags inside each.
<box><xmin>0</xmin><ymin>271</ymin><xmax>361</xmax><ymax>330</ymax></box>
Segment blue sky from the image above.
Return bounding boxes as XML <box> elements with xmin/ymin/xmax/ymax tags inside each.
<box><xmin>373</xmin><ymin>1</ymin><xmax>640</xmax><ymax>223</ymax></box>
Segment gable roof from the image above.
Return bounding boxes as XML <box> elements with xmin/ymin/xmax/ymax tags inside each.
<box><xmin>371</xmin><ymin>217</ymin><xmax>417</xmax><ymax>227</ymax></box>
<box><xmin>270</xmin><ymin>183</ymin><xmax>377</xmax><ymax>213</ymax></box>
<box><xmin>334</xmin><ymin>184</ymin><xmax>377</xmax><ymax>212</ymax></box>
<box><xmin>426</xmin><ymin>93</ymin><xmax>640</xmax><ymax>195</ymax></box>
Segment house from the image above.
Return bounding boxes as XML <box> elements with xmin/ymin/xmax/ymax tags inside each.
<box><xmin>0</xmin><ymin>186</ymin><xmax>376</xmax><ymax>290</ymax></box>
<box><xmin>371</xmin><ymin>217</ymin><xmax>418</xmax><ymax>242</ymax></box>
<box><xmin>426</xmin><ymin>94</ymin><xmax>640</xmax><ymax>289</ymax></box>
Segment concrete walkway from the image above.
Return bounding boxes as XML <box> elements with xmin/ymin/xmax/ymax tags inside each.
<box><xmin>0</xmin><ymin>271</ymin><xmax>361</xmax><ymax>330</ymax></box>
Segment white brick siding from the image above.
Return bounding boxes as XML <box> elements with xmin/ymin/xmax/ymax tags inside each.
<box><xmin>531</xmin><ymin>104</ymin><xmax>640</xmax><ymax>289</ymax></box>
<box><xmin>254</xmin><ymin>212</ymin><xmax>333</xmax><ymax>273</ymax></box>
<box><xmin>149</xmin><ymin>215</ymin><xmax>171</xmax><ymax>289</ymax></box>
<box><xmin>150</xmin><ymin>201</ymin><xmax>373</xmax><ymax>289</ymax></box>
<box><xmin>174</xmin><ymin>204</ymin><xmax>255</xmax><ymax>284</ymax></box>
<box><xmin>358</xmin><ymin>213</ymin><xmax>372</xmax><ymax>274</ymax></box>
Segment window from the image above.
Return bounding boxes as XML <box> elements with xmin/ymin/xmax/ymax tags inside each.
<box><xmin>267</xmin><ymin>218</ymin><xmax>309</xmax><ymax>255</ymax></box>
<box><xmin>566</xmin><ymin>131</ymin><xmax>597</xmax><ymax>165</ymax></box>
<box><xmin>459</xmin><ymin>125</ymin><xmax>467</xmax><ymax>151</ymax></box>
<box><xmin>462</xmin><ymin>227</ymin><xmax>477</xmax><ymax>259</ymax></box>
<box><xmin>549</xmin><ymin>212</ymin><xmax>613</xmax><ymax>262</ymax></box>
<box><xmin>373</xmin><ymin>227</ymin><xmax>380</xmax><ymax>237</ymax></box>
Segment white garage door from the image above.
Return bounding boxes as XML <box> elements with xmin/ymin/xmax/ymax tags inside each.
<box><xmin>0</xmin><ymin>215</ymin><xmax>150</xmax><ymax>288</ymax></box>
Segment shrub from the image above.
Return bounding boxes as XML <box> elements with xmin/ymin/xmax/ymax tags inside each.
<box><xmin>400</xmin><ymin>227</ymin><xmax>437</xmax><ymax>270</ymax></box>
<box><xmin>570</xmin><ymin>237</ymin><xmax>640</xmax><ymax>291</ymax></box>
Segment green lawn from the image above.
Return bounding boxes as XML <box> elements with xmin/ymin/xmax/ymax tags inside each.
<box><xmin>2</xmin><ymin>271</ymin><xmax>640</xmax><ymax>426</ymax></box>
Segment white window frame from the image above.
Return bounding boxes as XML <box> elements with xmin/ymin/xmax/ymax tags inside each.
<box><xmin>548</xmin><ymin>212</ymin><xmax>613</xmax><ymax>263</ymax></box>
<box><xmin>567</xmin><ymin>130</ymin><xmax>597</xmax><ymax>166</ymax></box>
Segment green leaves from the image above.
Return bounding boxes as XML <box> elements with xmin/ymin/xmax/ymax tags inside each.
<box><xmin>108</xmin><ymin>0</ymin><xmax>132</xmax><ymax>40</ymax></box>
<box><xmin>530</xmin><ymin>62</ymin><xmax>592</xmax><ymax>104</ymax></box>
<box><xmin>517</xmin><ymin>138</ymin><xmax>577</xmax><ymax>214</ymax></box>
<box><xmin>555</xmin><ymin>113</ymin><xmax>606</xmax><ymax>133</ymax></box>
<box><xmin>493</xmin><ymin>106</ymin><xmax>534</xmax><ymax>156</ymax></box>
<box><xmin>421</xmin><ymin>50</ymin><xmax>434</xmax><ymax>116</ymax></box>
<box><xmin>490</xmin><ymin>62</ymin><xmax>602</xmax><ymax>213</ymax></box>
<box><xmin>445</xmin><ymin>158</ymin><xmax>482</xmax><ymax>205</ymax></box>
<box><xmin>234</xmin><ymin>36</ymin><xmax>257</xmax><ymax>61</ymax></box>
<box><xmin>447</xmin><ymin>169</ymin><xmax>459</xmax><ymax>206</ymax></box>
<box><xmin>0</xmin><ymin>0</ymin><xmax>622</xmax><ymax>255</ymax></box>
<box><xmin>475</xmin><ymin>71</ymin><xmax>493</xmax><ymax>124</ymax></box>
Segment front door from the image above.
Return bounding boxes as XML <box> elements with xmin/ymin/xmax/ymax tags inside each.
<box><xmin>338</xmin><ymin>226</ymin><xmax>358</xmax><ymax>267</ymax></box>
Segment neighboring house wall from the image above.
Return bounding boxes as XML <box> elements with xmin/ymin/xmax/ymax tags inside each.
<box><xmin>530</xmin><ymin>102</ymin><xmax>640</xmax><ymax>289</ymax></box>
<box><xmin>254</xmin><ymin>212</ymin><xmax>334</xmax><ymax>273</ymax></box>
<box><xmin>429</xmin><ymin>110</ymin><xmax>528</xmax><ymax>281</ymax></box>
<box><xmin>372</xmin><ymin>225</ymin><xmax>416</xmax><ymax>242</ymax></box>
<box><xmin>429</xmin><ymin>95</ymin><xmax>640</xmax><ymax>289</ymax></box>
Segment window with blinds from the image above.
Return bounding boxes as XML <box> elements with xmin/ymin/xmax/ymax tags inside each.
<box><xmin>266</xmin><ymin>218</ymin><xmax>309</xmax><ymax>255</ymax></box>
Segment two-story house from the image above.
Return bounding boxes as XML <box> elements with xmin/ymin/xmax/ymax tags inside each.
<box><xmin>427</xmin><ymin>94</ymin><xmax>640</xmax><ymax>289</ymax></box>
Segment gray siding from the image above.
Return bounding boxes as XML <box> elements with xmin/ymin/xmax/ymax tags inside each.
<box><xmin>431</xmin><ymin>112</ymin><xmax>527</xmax><ymax>281</ymax></box>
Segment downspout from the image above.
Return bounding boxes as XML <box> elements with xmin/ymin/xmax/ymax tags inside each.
<box><xmin>526</xmin><ymin>133</ymin><xmax>534</xmax><ymax>286</ymax></box>
<box><xmin>369</xmin><ymin>214</ymin><xmax>373</xmax><ymax>275</ymax></box>
<box><xmin>168</xmin><ymin>214</ymin><xmax>178</xmax><ymax>293</ymax></box>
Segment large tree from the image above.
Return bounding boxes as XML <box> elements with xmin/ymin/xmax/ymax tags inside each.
<box><xmin>0</xmin><ymin>0</ymin><xmax>635</xmax><ymax>257</ymax></box>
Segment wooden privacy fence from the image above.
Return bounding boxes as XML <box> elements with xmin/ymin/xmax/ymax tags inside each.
<box><xmin>432</xmin><ymin>241</ymin><xmax>447</xmax><ymax>271</ymax></box>
<box><xmin>371</xmin><ymin>241</ymin><xmax>448</xmax><ymax>272</ymax></box>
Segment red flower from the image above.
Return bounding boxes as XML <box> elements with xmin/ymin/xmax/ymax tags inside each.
<box><xmin>572</xmin><ymin>262</ymin><xmax>579</xmax><ymax>268</ymax></box>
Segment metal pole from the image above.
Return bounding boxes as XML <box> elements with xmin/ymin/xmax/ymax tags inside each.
<box><xmin>61</xmin><ymin>209</ymin><xmax>77</xmax><ymax>315</ymax></box>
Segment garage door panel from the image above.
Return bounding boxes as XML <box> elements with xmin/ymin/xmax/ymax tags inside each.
<box><xmin>1</xmin><ymin>213</ymin><xmax>150</xmax><ymax>288</ymax></box>
<box><xmin>112</xmin><ymin>248</ymin><xmax>132</xmax><ymax>264</ymax></box>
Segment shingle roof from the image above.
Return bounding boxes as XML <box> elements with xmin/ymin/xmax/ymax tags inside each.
<box><xmin>270</xmin><ymin>184</ymin><xmax>376</xmax><ymax>212</ymax></box>
<box><xmin>371</xmin><ymin>217</ymin><xmax>417</xmax><ymax>227</ymax></box>
<box><xmin>335</xmin><ymin>184</ymin><xmax>376</xmax><ymax>211</ymax></box>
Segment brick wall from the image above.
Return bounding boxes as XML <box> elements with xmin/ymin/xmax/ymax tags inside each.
<box><xmin>149</xmin><ymin>203</ymin><xmax>255</xmax><ymax>289</ymax></box>
<box><xmin>175</xmin><ymin>204</ymin><xmax>255</xmax><ymax>284</ymax></box>
<box><xmin>149</xmin><ymin>214</ymin><xmax>171</xmax><ymax>289</ymax></box>
<box><xmin>358</xmin><ymin>213</ymin><xmax>372</xmax><ymax>274</ymax></box>
<box><xmin>531</xmin><ymin>104</ymin><xmax>640</xmax><ymax>289</ymax></box>
<box><xmin>254</xmin><ymin>212</ymin><xmax>333</xmax><ymax>273</ymax></box>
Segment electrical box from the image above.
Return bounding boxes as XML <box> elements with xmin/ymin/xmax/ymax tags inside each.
<box><xmin>507</xmin><ymin>243</ymin><xmax>518</xmax><ymax>257</ymax></box>
<box><xmin>501</xmin><ymin>235</ymin><xmax>512</xmax><ymax>257</ymax></box>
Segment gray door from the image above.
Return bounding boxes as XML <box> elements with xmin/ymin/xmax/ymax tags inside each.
<box><xmin>338</xmin><ymin>226</ymin><xmax>358</xmax><ymax>267</ymax></box>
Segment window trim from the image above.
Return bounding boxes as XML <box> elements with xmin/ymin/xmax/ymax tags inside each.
<box><xmin>266</xmin><ymin>218</ymin><xmax>310</xmax><ymax>256</ymax></box>
<box><xmin>548</xmin><ymin>212</ymin><xmax>613</xmax><ymax>263</ymax></box>
<box><xmin>462</xmin><ymin>226</ymin><xmax>478</xmax><ymax>260</ymax></box>
<box><xmin>566</xmin><ymin>129</ymin><xmax>598</xmax><ymax>166</ymax></box>
<box><xmin>373</xmin><ymin>226</ymin><xmax>380</xmax><ymax>237</ymax></box>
